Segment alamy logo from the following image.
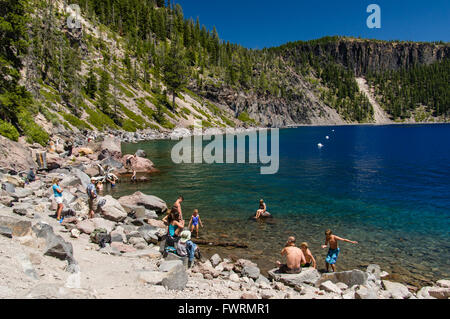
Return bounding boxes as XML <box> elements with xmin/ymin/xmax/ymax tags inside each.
<box><xmin>170</xmin><ymin>121</ymin><xmax>279</xmax><ymax>175</ymax></box>
<box><xmin>366</xmin><ymin>4</ymin><xmax>381</xmax><ymax>29</ymax></box>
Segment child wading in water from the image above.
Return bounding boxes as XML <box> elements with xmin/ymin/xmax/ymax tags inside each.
<box><xmin>322</xmin><ymin>229</ymin><xmax>358</xmax><ymax>272</ymax></box>
<box><xmin>188</xmin><ymin>209</ymin><xmax>203</xmax><ymax>239</ymax></box>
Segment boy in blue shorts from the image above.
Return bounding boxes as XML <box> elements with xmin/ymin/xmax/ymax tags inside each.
<box><xmin>321</xmin><ymin>229</ymin><xmax>358</xmax><ymax>272</ymax></box>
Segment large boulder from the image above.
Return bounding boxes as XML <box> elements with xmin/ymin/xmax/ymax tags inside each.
<box><xmin>315</xmin><ymin>270</ymin><xmax>368</xmax><ymax>288</ymax></box>
<box><xmin>0</xmin><ymin>136</ymin><xmax>36</xmax><ymax>172</ymax></box>
<box><xmin>76</xmin><ymin>219</ymin><xmax>96</xmax><ymax>235</ymax></box>
<box><xmin>381</xmin><ymin>280</ymin><xmax>413</xmax><ymax>299</ymax></box>
<box><xmin>424</xmin><ymin>287</ymin><xmax>450</xmax><ymax>300</ymax></box>
<box><xmin>100</xmin><ymin>196</ymin><xmax>127</xmax><ymax>222</ymax></box>
<box><xmin>32</xmin><ymin>222</ymin><xmax>76</xmax><ymax>265</ymax></box>
<box><xmin>0</xmin><ymin>215</ymin><xmax>32</xmax><ymax>237</ymax></box>
<box><xmin>159</xmin><ymin>260</ymin><xmax>188</xmax><ymax>291</ymax></box>
<box><xmin>71</xmin><ymin>168</ymin><xmax>91</xmax><ymax>189</ymax></box>
<box><xmin>268</xmin><ymin>268</ymin><xmax>321</xmax><ymax>288</ymax></box>
<box><xmin>118</xmin><ymin>192</ymin><xmax>167</xmax><ymax>214</ymax></box>
<box><xmin>101</xmin><ymin>136</ymin><xmax>122</xmax><ymax>155</ymax></box>
<box><xmin>120</xmin><ymin>155</ymin><xmax>155</xmax><ymax>173</ymax></box>
<box><xmin>91</xmin><ymin>218</ymin><xmax>116</xmax><ymax>233</ymax></box>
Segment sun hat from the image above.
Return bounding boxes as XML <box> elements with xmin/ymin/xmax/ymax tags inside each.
<box><xmin>180</xmin><ymin>230</ymin><xmax>192</xmax><ymax>243</ymax></box>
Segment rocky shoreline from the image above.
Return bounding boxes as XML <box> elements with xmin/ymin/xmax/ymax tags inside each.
<box><xmin>0</xmin><ymin>133</ymin><xmax>448</xmax><ymax>299</ymax></box>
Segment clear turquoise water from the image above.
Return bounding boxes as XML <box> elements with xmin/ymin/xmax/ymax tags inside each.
<box><xmin>117</xmin><ymin>125</ymin><xmax>450</xmax><ymax>286</ymax></box>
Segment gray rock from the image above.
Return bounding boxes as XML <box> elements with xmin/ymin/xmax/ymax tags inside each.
<box><xmin>76</xmin><ymin>219</ymin><xmax>95</xmax><ymax>235</ymax></box>
<box><xmin>0</xmin><ymin>215</ymin><xmax>32</xmax><ymax>237</ymax></box>
<box><xmin>159</xmin><ymin>260</ymin><xmax>183</xmax><ymax>273</ymax></box>
<box><xmin>100</xmin><ymin>195</ymin><xmax>127</xmax><ymax>222</ymax></box>
<box><xmin>0</xmin><ymin>225</ymin><xmax>12</xmax><ymax>238</ymax></box>
<box><xmin>366</xmin><ymin>264</ymin><xmax>381</xmax><ymax>280</ymax></box>
<box><xmin>135</xmin><ymin>149</ymin><xmax>147</xmax><ymax>158</ymax></box>
<box><xmin>2</xmin><ymin>183</ymin><xmax>15</xmax><ymax>193</ymax></box>
<box><xmin>436</xmin><ymin>280</ymin><xmax>450</xmax><ymax>288</ymax></box>
<box><xmin>138</xmin><ymin>224</ymin><xmax>165</xmax><ymax>244</ymax></box>
<box><xmin>382</xmin><ymin>280</ymin><xmax>413</xmax><ymax>299</ymax></box>
<box><xmin>11</xmin><ymin>188</ymin><xmax>34</xmax><ymax>199</ymax></box>
<box><xmin>12</xmin><ymin>202</ymin><xmax>33</xmax><ymax>216</ymax></box>
<box><xmin>210</xmin><ymin>254</ymin><xmax>222</xmax><ymax>267</ymax></box>
<box><xmin>165</xmin><ymin>252</ymin><xmax>189</xmax><ymax>267</ymax></box>
<box><xmin>70</xmin><ymin>168</ymin><xmax>91</xmax><ymax>189</ymax></box>
<box><xmin>161</xmin><ymin>262</ymin><xmax>188</xmax><ymax>291</ymax></box>
<box><xmin>427</xmin><ymin>287</ymin><xmax>450</xmax><ymax>299</ymax></box>
<box><xmin>118</xmin><ymin>192</ymin><xmax>167</xmax><ymax>214</ymax></box>
<box><xmin>316</xmin><ymin>270</ymin><xmax>368</xmax><ymax>288</ymax></box>
<box><xmin>355</xmin><ymin>285</ymin><xmax>378</xmax><ymax>299</ymax></box>
<box><xmin>268</xmin><ymin>268</ymin><xmax>321</xmax><ymax>287</ymax></box>
<box><xmin>91</xmin><ymin>218</ymin><xmax>115</xmax><ymax>233</ymax></box>
<box><xmin>319</xmin><ymin>280</ymin><xmax>342</xmax><ymax>295</ymax></box>
<box><xmin>241</xmin><ymin>266</ymin><xmax>261</xmax><ymax>280</ymax></box>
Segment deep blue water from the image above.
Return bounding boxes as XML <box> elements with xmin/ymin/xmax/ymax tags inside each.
<box><xmin>119</xmin><ymin>125</ymin><xmax>450</xmax><ymax>286</ymax></box>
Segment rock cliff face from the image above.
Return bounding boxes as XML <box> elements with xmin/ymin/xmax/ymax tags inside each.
<box><xmin>197</xmin><ymin>39</ymin><xmax>449</xmax><ymax>127</ymax></box>
<box><xmin>287</xmin><ymin>38</ymin><xmax>450</xmax><ymax>75</ymax></box>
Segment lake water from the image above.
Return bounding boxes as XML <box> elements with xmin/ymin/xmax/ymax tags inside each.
<box><xmin>116</xmin><ymin>125</ymin><xmax>450</xmax><ymax>287</ymax></box>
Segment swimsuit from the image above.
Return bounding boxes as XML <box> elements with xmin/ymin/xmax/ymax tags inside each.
<box><xmin>278</xmin><ymin>264</ymin><xmax>301</xmax><ymax>274</ymax></box>
<box><xmin>192</xmin><ymin>215</ymin><xmax>199</xmax><ymax>227</ymax></box>
<box><xmin>325</xmin><ymin>248</ymin><xmax>340</xmax><ymax>265</ymax></box>
<box><xmin>168</xmin><ymin>224</ymin><xmax>178</xmax><ymax>237</ymax></box>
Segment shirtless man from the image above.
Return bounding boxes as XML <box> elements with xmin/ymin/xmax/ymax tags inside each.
<box><xmin>300</xmin><ymin>242</ymin><xmax>317</xmax><ymax>269</ymax></box>
<box><xmin>172</xmin><ymin>195</ymin><xmax>184</xmax><ymax>220</ymax></box>
<box><xmin>321</xmin><ymin>229</ymin><xmax>358</xmax><ymax>272</ymax></box>
<box><xmin>276</xmin><ymin>236</ymin><xmax>306</xmax><ymax>274</ymax></box>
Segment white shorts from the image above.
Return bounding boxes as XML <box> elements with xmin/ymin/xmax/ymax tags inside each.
<box><xmin>55</xmin><ymin>197</ymin><xmax>63</xmax><ymax>205</ymax></box>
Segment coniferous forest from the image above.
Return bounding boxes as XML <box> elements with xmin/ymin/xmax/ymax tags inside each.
<box><xmin>0</xmin><ymin>0</ymin><xmax>449</xmax><ymax>145</ymax></box>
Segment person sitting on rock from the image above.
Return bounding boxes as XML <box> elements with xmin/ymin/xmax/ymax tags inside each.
<box><xmin>52</xmin><ymin>178</ymin><xmax>64</xmax><ymax>223</ymax></box>
<box><xmin>176</xmin><ymin>230</ymin><xmax>200</xmax><ymax>268</ymax></box>
<box><xmin>26</xmin><ymin>167</ymin><xmax>39</xmax><ymax>184</ymax></box>
<box><xmin>276</xmin><ymin>236</ymin><xmax>306</xmax><ymax>274</ymax></box>
<box><xmin>255</xmin><ymin>199</ymin><xmax>266</xmax><ymax>219</ymax></box>
<box><xmin>188</xmin><ymin>209</ymin><xmax>204</xmax><ymax>239</ymax></box>
<box><xmin>300</xmin><ymin>242</ymin><xmax>317</xmax><ymax>269</ymax></box>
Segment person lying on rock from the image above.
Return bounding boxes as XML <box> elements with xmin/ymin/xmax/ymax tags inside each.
<box><xmin>321</xmin><ymin>229</ymin><xmax>358</xmax><ymax>273</ymax></box>
<box><xmin>188</xmin><ymin>209</ymin><xmax>204</xmax><ymax>239</ymax></box>
<box><xmin>276</xmin><ymin>236</ymin><xmax>306</xmax><ymax>274</ymax></box>
<box><xmin>300</xmin><ymin>242</ymin><xmax>317</xmax><ymax>269</ymax></box>
<box><xmin>52</xmin><ymin>178</ymin><xmax>64</xmax><ymax>223</ymax></box>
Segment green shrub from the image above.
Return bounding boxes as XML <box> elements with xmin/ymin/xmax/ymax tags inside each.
<box><xmin>122</xmin><ymin>119</ymin><xmax>138</xmax><ymax>132</ymax></box>
<box><xmin>17</xmin><ymin>109</ymin><xmax>49</xmax><ymax>146</ymax></box>
<box><xmin>0</xmin><ymin>120</ymin><xmax>20</xmax><ymax>141</ymax></box>
<box><xmin>238</xmin><ymin>111</ymin><xmax>257</xmax><ymax>124</ymax></box>
<box><xmin>62</xmin><ymin>113</ymin><xmax>93</xmax><ymax>130</ymax></box>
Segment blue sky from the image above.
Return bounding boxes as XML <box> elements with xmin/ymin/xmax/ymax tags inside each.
<box><xmin>174</xmin><ymin>0</ymin><xmax>450</xmax><ymax>49</ymax></box>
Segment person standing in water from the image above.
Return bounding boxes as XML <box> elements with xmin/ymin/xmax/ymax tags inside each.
<box><xmin>255</xmin><ymin>199</ymin><xmax>266</xmax><ymax>219</ymax></box>
<box><xmin>322</xmin><ymin>229</ymin><xmax>358</xmax><ymax>273</ymax></box>
<box><xmin>188</xmin><ymin>209</ymin><xmax>204</xmax><ymax>239</ymax></box>
<box><xmin>172</xmin><ymin>195</ymin><xmax>184</xmax><ymax>219</ymax></box>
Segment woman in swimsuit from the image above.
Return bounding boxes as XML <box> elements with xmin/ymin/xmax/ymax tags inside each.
<box><xmin>188</xmin><ymin>209</ymin><xmax>204</xmax><ymax>239</ymax></box>
<box><xmin>255</xmin><ymin>199</ymin><xmax>266</xmax><ymax>219</ymax></box>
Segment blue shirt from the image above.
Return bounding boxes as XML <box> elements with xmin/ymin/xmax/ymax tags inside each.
<box><xmin>86</xmin><ymin>183</ymin><xmax>97</xmax><ymax>199</ymax></box>
<box><xmin>52</xmin><ymin>184</ymin><xmax>62</xmax><ymax>198</ymax></box>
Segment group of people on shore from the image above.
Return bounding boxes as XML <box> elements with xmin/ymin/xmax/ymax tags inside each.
<box><xmin>161</xmin><ymin>196</ymin><xmax>204</xmax><ymax>266</ymax></box>
<box><xmin>275</xmin><ymin>231</ymin><xmax>358</xmax><ymax>274</ymax></box>
<box><xmin>255</xmin><ymin>200</ymin><xmax>358</xmax><ymax>274</ymax></box>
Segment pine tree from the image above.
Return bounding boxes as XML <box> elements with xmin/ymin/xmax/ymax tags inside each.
<box><xmin>162</xmin><ymin>40</ymin><xmax>188</xmax><ymax>110</ymax></box>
